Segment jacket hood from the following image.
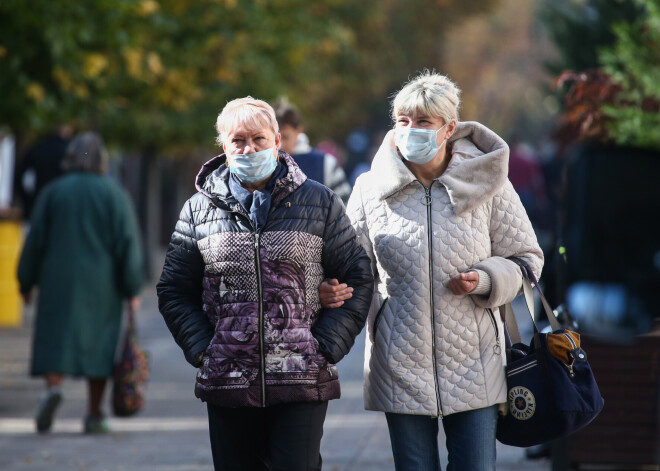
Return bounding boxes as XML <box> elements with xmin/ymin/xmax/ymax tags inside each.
<box><xmin>195</xmin><ymin>151</ymin><xmax>307</xmax><ymax>206</ymax></box>
<box><xmin>367</xmin><ymin>121</ymin><xmax>509</xmax><ymax>215</ymax></box>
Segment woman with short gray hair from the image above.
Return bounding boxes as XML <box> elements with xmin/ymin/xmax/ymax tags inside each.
<box><xmin>320</xmin><ymin>71</ymin><xmax>544</xmax><ymax>470</ymax></box>
<box><xmin>60</xmin><ymin>131</ymin><xmax>108</xmax><ymax>173</ymax></box>
<box><xmin>157</xmin><ymin>96</ymin><xmax>373</xmax><ymax>470</ymax></box>
<box><xmin>18</xmin><ymin>132</ymin><xmax>143</xmax><ymax>434</ymax></box>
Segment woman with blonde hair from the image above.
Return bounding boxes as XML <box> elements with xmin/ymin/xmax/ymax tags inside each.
<box><xmin>321</xmin><ymin>71</ymin><xmax>544</xmax><ymax>470</ymax></box>
<box><xmin>157</xmin><ymin>97</ymin><xmax>373</xmax><ymax>470</ymax></box>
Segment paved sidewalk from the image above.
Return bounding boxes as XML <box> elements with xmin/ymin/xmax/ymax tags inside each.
<box><xmin>0</xmin><ymin>285</ymin><xmax>551</xmax><ymax>470</ymax></box>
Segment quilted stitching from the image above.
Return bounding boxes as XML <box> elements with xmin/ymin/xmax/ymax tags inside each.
<box><xmin>350</xmin><ymin>124</ymin><xmax>542</xmax><ymax>418</ymax></box>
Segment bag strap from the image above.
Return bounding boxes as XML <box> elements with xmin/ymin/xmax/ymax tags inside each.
<box><xmin>513</xmin><ymin>257</ymin><xmax>560</xmax><ymax>333</ymax></box>
<box><xmin>500</xmin><ymin>258</ymin><xmax>562</xmax><ymax>345</ymax></box>
<box><xmin>128</xmin><ymin>305</ymin><xmax>136</xmax><ymax>329</ymax></box>
<box><xmin>114</xmin><ymin>305</ymin><xmax>138</xmax><ymax>365</ymax></box>
<box><xmin>499</xmin><ymin>303</ymin><xmax>521</xmax><ymax>345</ymax></box>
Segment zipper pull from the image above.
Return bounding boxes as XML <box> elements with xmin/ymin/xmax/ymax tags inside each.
<box><xmin>254</xmin><ymin>232</ymin><xmax>260</xmax><ymax>248</ymax></box>
<box><xmin>327</xmin><ymin>365</ymin><xmax>334</xmax><ymax>377</ymax></box>
<box><xmin>422</xmin><ymin>187</ymin><xmax>432</xmax><ymax>206</ymax></box>
<box><xmin>494</xmin><ymin>341</ymin><xmax>502</xmax><ymax>356</ymax></box>
<box><xmin>566</xmin><ymin>363</ymin><xmax>575</xmax><ymax>378</ymax></box>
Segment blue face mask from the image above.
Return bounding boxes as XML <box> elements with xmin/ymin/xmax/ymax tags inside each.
<box><xmin>228</xmin><ymin>147</ymin><xmax>278</xmax><ymax>183</ymax></box>
<box><xmin>395</xmin><ymin>122</ymin><xmax>449</xmax><ymax>164</ymax></box>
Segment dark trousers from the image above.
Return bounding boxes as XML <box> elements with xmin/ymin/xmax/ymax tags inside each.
<box><xmin>207</xmin><ymin>401</ymin><xmax>328</xmax><ymax>471</ymax></box>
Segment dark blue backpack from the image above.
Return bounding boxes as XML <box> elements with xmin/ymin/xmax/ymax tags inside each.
<box><xmin>293</xmin><ymin>150</ymin><xmax>325</xmax><ymax>185</ymax></box>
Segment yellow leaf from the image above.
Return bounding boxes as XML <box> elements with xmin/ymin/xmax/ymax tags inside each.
<box><xmin>147</xmin><ymin>52</ymin><xmax>164</xmax><ymax>76</ymax></box>
<box><xmin>53</xmin><ymin>67</ymin><xmax>74</xmax><ymax>91</ymax></box>
<box><xmin>159</xmin><ymin>69</ymin><xmax>202</xmax><ymax>110</ymax></box>
<box><xmin>318</xmin><ymin>39</ymin><xmax>339</xmax><ymax>56</ymax></box>
<box><xmin>139</xmin><ymin>0</ymin><xmax>160</xmax><ymax>16</ymax></box>
<box><xmin>122</xmin><ymin>48</ymin><xmax>143</xmax><ymax>78</ymax></box>
<box><xmin>0</xmin><ymin>46</ymin><xmax>6</xmax><ymax>58</ymax></box>
<box><xmin>82</xmin><ymin>53</ymin><xmax>108</xmax><ymax>78</ymax></box>
<box><xmin>210</xmin><ymin>0</ymin><xmax>237</xmax><ymax>7</ymax></box>
<box><xmin>74</xmin><ymin>83</ymin><xmax>89</xmax><ymax>99</ymax></box>
<box><xmin>26</xmin><ymin>82</ymin><xmax>45</xmax><ymax>102</ymax></box>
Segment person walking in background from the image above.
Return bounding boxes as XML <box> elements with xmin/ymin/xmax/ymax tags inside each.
<box><xmin>319</xmin><ymin>71</ymin><xmax>544</xmax><ymax>470</ymax></box>
<box><xmin>157</xmin><ymin>97</ymin><xmax>373</xmax><ymax>471</ymax></box>
<box><xmin>274</xmin><ymin>99</ymin><xmax>352</xmax><ymax>204</ymax></box>
<box><xmin>13</xmin><ymin>124</ymin><xmax>73</xmax><ymax>220</ymax></box>
<box><xmin>17</xmin><ymin>132</ymin><xmax>143</xmax><ymax>434</ymax></box>
<box><xmin>507</xmin><ymin>139</ymin><xmax>550</xmax><ymax>236</ymax></box>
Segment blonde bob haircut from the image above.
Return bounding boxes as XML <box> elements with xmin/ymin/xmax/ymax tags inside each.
<box><xmin>391</xmin><ymin>70</ymin><xmax>461</xmax><ymax>125</ymax></box>
<box><xmin>215</xmin><ymin>96</ymin><xmax>279</xmax><ymax>147</ymax></box>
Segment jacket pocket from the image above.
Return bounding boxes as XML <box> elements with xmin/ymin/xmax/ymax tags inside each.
<box><xmin>373</xmin><ymin>298</ymin><xmax>389</xmax><ymax>338</ymax></box>
<box><xmin>311</xmin><ymin>336</ymin><xmax>337</xmax><ymax>383</ymax></box>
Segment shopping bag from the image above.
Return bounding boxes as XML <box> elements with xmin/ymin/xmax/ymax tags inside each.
<box><xmin>496</xmin><ymin>260</ymin><xmax>604</xmax><ymax>447</ymax></box>
<box><xmin>112</xmin><ymin>308</ymin><xmax>149</xmax><ymax>417</ymax></box>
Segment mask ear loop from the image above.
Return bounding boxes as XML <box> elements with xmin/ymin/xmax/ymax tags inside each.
<box><xmin>435</xmin><ymin>122</ymin><xmax>449</xmax><ymax>147</ymax></box>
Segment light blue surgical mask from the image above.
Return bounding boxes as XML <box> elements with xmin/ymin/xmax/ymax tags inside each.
<box><xmin>228</xmin><ymin>147</ymin><xmax>278</xmax><ymax>183</ymax></box>
<box><xmin>395</xmin><ymin>122</ymin><xmax>449</xmax><ymax>164</ymax></box>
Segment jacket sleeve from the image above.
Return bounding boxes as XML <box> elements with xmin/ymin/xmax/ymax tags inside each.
<box><xmin>470</xmin><ymin>180</ymin><xmax>544</xmax><ymax>308</ymax></box>
<box><xmin>311</xmin><ymin>191</ymin><xmax>374</xmax><ymax>364</ymax></box>
<box><xmin>157</xmin><ymin>199</ymin><xmax>214</xmax><ymax>367</ymax></box>
<box><xmin>346</xmin><ymin>177</ymin><xmax>385</xmax><ymax>342</ymax></box>
<box><xmin>345</xmin><ymin>176</ymin><xmax>377</xmax><ymax>278</ymax></box>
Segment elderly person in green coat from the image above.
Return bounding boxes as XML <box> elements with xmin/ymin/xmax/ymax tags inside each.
<box><xmin>17</xmin><ymin>132</ymin><xmax>143</xmax><ymax>434</ymax></box>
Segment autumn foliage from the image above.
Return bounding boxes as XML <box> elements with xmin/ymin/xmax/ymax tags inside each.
<box><xmin>552</xmin><ymin>69</ymin><xmax>621</xmax><ymax>150</ymax></box>
<box><xmin>552</xmin><ymin>0</ymin><xmax>660</xmax><ymax>152</ymax></box>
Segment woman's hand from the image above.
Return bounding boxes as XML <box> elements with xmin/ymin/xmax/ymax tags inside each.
<box><xmin>447</xmin><ymin>271</ymin><xmax>479</xmax><ymax>295</ymax></box>
<box><xmin>318</xmin><ymin>279</ymin><xmax>354</xmax><ymax>308</ymax></box>
<box><xmin>128</xmin><ymin>296</ymin><xmax>141</xmax><ymax>314</ymax></box>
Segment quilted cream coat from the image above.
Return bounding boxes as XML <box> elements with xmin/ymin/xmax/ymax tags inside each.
<box><xmin>347</xmin><ymin>121</ymin><xmax>544</xmax><ymax>417</ymax></box>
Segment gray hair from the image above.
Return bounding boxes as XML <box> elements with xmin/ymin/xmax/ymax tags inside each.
<box><xmin>215</xmin><ymin>96</ymin><xmax>279</xmax><ymax>147</ymax></box>
<box><xmin>61</xmin><ymin>132</ymin><xmax>108</xmax><ymax>174</ymax></box>
<box><xmin>391</xmin><ymin>71</ymin><xmax>461</xmax><ymax>124</ymax></box>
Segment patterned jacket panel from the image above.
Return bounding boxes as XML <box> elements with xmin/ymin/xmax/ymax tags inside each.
<box><xmin>196</xmin><ymin>229</ymin><xmax>326</xmax><ymax>390</ymax></box>
<box><xmin>158</xmin><ymin>153</ymin><xmax>374</xmax><ymax>408</ymax></box>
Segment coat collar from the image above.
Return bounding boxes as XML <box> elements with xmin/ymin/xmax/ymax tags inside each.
<box><xmin>367</xmin><ymin>121</ymin><xmax>509</xmax><ymax>215</ymax></box>
<box><xmin>195</xmin><ymin>152</ymin><xmax>307</xmax><ymax>207</ymax></box>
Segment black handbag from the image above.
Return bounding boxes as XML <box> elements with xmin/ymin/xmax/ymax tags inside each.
<box><xmin>496</xmin><ymin>261</ymin><xmax>604</xmax><ymax>447</ymax></box>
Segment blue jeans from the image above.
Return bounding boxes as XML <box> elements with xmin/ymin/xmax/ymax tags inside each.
<box><xmin>385</xmin><ymin>405</ymin><xmax>498</xmax><ymax>471</ymax></box>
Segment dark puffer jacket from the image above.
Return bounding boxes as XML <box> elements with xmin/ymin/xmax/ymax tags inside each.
<box><xmin>157</xmin><ymin>152</ymin><xmax>374</xmax><ymax>407</ymax></box>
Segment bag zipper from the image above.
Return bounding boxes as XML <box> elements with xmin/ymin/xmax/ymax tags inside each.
<box><xmin>561</xmin><ymin>332</ymin><xmax>577</xmax><ymax>378</ymax></box>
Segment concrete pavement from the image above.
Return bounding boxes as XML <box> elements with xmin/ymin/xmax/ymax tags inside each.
<box><xmin>0</xmin><ymin>284</ymin><xmax>551</xmax><ymax>470</ymax></box>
